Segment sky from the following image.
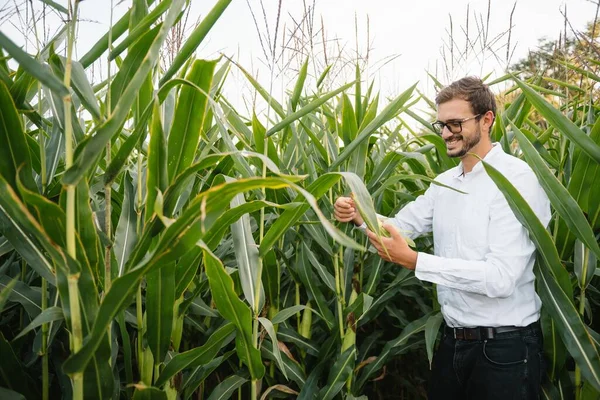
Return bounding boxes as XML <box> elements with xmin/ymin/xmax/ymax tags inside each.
<box><xmin>0</xmin><ymin>0</ymin><xmax>595</xmax><ymax>115</ymax></box>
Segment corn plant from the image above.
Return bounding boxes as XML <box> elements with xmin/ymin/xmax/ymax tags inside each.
<box><xmin>0</xmin><ymin>1</ymin><xmax>599</xmax><ymax>400</ymax></box>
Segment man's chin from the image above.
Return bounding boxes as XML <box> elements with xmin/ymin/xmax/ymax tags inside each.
<box><xmin>446</xmin><ymin>147</ymin><xmax>467</xmax><ymax>158</ymax></box>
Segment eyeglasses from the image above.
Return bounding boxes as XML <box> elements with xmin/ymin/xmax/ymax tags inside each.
<box><xmin>431</xmin><ymin>114</ymin><xmax>481</xmax><ymax>135</ymax></box>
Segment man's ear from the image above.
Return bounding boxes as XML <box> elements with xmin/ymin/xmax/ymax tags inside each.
<box><xmin>483</xmin><ymin>110</ymin><xmax>495</xmax><ymax>135</ymax></box>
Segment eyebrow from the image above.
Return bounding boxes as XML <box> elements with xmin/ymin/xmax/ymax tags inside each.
<box><xmin>435</xmin><ymin>119</ymin><xmax>462</xmax><ymax>123</ymax></box>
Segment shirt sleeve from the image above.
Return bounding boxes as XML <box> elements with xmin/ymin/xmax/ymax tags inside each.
<box><xmin>387</xmin><ymin>183</ymin><xmax>437</xmax><ymax>240</ymax></box>
<box><xmin>355</xmin><ymin>184</ymin><xmax>436</xmax><ymax>239</ymax></box>
<box><xmin>415</xmin><ymin>170</ymin><xmax>551</xmax><ymax>298</ymax></box>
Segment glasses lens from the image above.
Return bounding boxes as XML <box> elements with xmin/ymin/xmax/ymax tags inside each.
<box><xmin>432</xmin><ymin>122</ymin><xmax>444</xmax><ymax>134</ymax></box>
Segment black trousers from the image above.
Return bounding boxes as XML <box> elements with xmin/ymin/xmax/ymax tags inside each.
<box><xmin>428</xmin><ymin>322</ymin><xmax>545</xmax><ymax>400</ymax></box>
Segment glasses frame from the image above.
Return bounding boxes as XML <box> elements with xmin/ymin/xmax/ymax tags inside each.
<box><xmin>432</xmin><ymin>114</ymin><xmax>482</xmax><ymax>135</ymax></box>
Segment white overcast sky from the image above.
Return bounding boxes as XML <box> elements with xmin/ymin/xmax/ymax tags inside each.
<box><xmin>1</xmin><ymin>0</ymin><xmax>594</xmax><ymax>114</ymax></box>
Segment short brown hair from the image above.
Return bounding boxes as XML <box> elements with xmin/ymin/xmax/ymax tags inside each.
<box><xmin>435</xmin><ymin>76</ymin><xmax>497</xmax><ymax>118</ymax></box>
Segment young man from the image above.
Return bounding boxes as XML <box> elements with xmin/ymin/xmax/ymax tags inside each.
<box><xmin>334</xmin><ymin>77</ymin><xmax>551</xmax><ymax>399</ymax></box>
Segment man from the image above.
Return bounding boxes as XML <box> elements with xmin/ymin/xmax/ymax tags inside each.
<box><xmin>334</xmin><ymin>77</ymin><xmax>551</xmax><ymax>399</ymax></box>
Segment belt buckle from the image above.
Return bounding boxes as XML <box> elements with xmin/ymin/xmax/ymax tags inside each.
<box><xmin>453</xmin><ymin>328</ymin><xmax>463</xmax><ymax>340</ymax></box>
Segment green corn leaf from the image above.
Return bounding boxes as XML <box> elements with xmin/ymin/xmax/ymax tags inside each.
<box><xmin>511</xmin><ymin>122</ymin><xmax>600</xmax><ymax>262</ymax></box>
<box><xmin>132</xmin><ymin>385</ymin><xmax>167</xmax><ymax>400</ymax></box>
<box><xmin>231</xmin><ymin>60</ymin><xmax>285</xmax><ymax>118</ymax></box>
<box><xmin>277</xmin><ymin>326</ymin><xmax>320</xmax><ymax>356</ymax></box>
<box><xmin>204</xmin><ymin>200</ymin><xmax>299</xmax><ymax>249</ymax></box>
<box><xmin>79</xmin><ymin>1</ymin><xmax>158</xmax><ymax>68</ymax></box>
<box><xmin>341</xmin><ymin>93</ymin><xmax>358</xmax><ymax>145</ymax></box>
<box><xmin>13</xmin><ymin>306</ymin><xmax>63</xmax><ymax>340</ymax></box>
<box><xmin>0</xmin><ymin>277</ymin><xmax>17</xmax><ymax>313</ymax></box>
<box><xmin>0</xmin><ymin>333</ymin><xmax>38</xmax><ymax>399</ymax></box>
<box><xmin>167</xmin><ymin>59</ymin><xmax>217</xmax><ymax>182</ymax></box>
<box><xmin>267</xmin><ymin>81</ymin><xmax>355</xmax><ymax>137</ymax></box>
<box><xmin>260</xmin><ymin>173</ymin><xmax>341</xmax><ymax>255</ymax></box>
<box><xmin>316</xmin><ymin>65</ymin><xmax>332</xmax><ymax>88</ymax></box>
<box><xmin>357</xmin><ymin>312</ymin><xmax>431</xmax><ymax>389</ymax></box>
<box><xmin>318</xmin><ymin>346</ymin><xmax>356</xmax><ymax>400</ymax></box>
<box><xmin>261</xmin><ymin>340</ymin><xmax>307</xmax><ymax>386</ymax></box>
<box><xmin>160</xmin><ymin>0</ymin><xmax>232</xmax><ymax>84</ymax></box>
<box><xmin>146</xmin><ymin>263</ymin><xmax>176</xmax><ymax>365</ymax></box>
<box><xmin>103</xmin><ymin>104</ymin><xmax>155</xmax><ymax>186</ymax></box>
<box><xmin>63</xmin><ymin>0</ymin><xmax>186</xmax><ymax>185</ymax></box>
<box><xmin>331</xmin><ymin>83</ymin><xmax>416</xmax><ymax>169</ymax></box>
<box><xmin>297</xmin><ymin>246</ymin><xmax>335</xmax><ymax>331</ymax></box>
<box><xmin>49</xmin><ymin>55</ymin><xmax>101</xmax><ymax>120</ymax></box>
<box><xmin>271</xmin><ymin>305</ymin><xmax>321</xmax><ymax>325</ymax></box>
<box><xmin>144</xmin><ymin>100</ymin><xmax>168</xmax><ymax>222</ymax></box>
<box><xmin>16</xmin><ymin>171</ymin><xmax>67</xmax><ymax>249</ymax></box>
<box><xmin>535</xmin><ymin>261</ymin><xmax>600</xmax><ymax>391</ymax></box>
<box><xmin>0</xmin><ymin>81</ymin><xmax>36</xmax><ymax>192</ymax></box>
<box><xmin>258</xmin><ymin>317</ymin><xmax>288</xmax><ymax>379</ymax></box>
<box><xmin>228</xmin><ymin>178</ymin><xmax>263</xmax><ymax>313</ymax></box>
<box><xmin>74</xmin><ymin>179</ymin><xmax>104</xmax><ymax>283</ymax></box>
<box><xmin>0</xmin><ymin>176</ymin><xmax>57</xmax><ymax>282</ymax></box>
<box><xmin>291</xmin><ymin>57</ymin><xmax>309</xmax><ymax>111</ymax></box>
<box><xmin>480</xmin><ymin>160</ymin><xmax>572</xmax><ymax>297</ymax></box>
<box><xmin>348</xmin><ymin>95</ymin><xmax>379</xmax><ymax>179</ymax></box>
<box><xmin>181</xmin><ymin>351</ymin><xmax>235</xmax><ymax>397</ymax></box>
<box><xmin>566</xmin><ymin>116</ymin><xmax>600</xmax><ymax>214</ymax></box>
<box><xmin>560</xmin><ymin>61</ymin><xmax>600</xmax><ymax>83</ymax></box>
<box><xmin>110</xmin><ymin>25</ymin><xmax>159</xmax><ymax>114</ymax></box>
<box><xmin>39</xmin><ymin>0</ymin><xmax>68</xmax><ymax>13</ymax></box>
<box><xmin>0</xmin><ymin>387</ymin><xmax>26</xmax><ymax>400</ymax></box>
<box><xmin>303</xmin><ymin>242</ymin><xmax>336</xmax><ymax>293</ymax></box>
<box><xmin>206</xmin><ymin>374</ymin><xmax>248</xmax><ymax>400</ymax></box>
<box><xmin>425</xmin><ymin>312</ymin><xmax>444</xmax><ymax>368</ymax></box>
<box><xmin>175</xmin><ymin>248</ymin><xmax>202</xmax><ymax>300</ymax></box>
<box><xmin>512</xmin><ymin>77</ymin><xmax>600</xmax><ymax>164</ymax></box>
<box><xmin>201</xmin><ymin>245</ymin><xmax>265</xmax><ymax>379</ymax></box>
<box><xmin>0</xmin><ymin>275</ymin><xmax>41</xmax><ymax>318</ymax></box>
<box><xmin>0</xmin><ymin>32</ymin><xmax>68</xmax><ymax>98</ymax></box>
<box><xmin>155</xmin><ymin>323</ymin><xmax>235</xmax><ymax>387</ymax></box>
<box><xmin>373</xmin><ymin>173</ymin><xmax>466</xmax><ymax>198</ymax></box>
<box><xmin>259</xmin><ymin>385</ymin><xmax>299</xmax><ymax>400</ymax></box>
<box><xmin>110</xmin><ymin>0</ymin><xmax>174</xmax><ymax>60</ymax></box>
<box><xmin>574</xmin><ymin>239</ymin><xmax>597</xmax><ymax>290</ymax></box>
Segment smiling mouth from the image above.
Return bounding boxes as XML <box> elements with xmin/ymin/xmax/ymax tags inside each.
<box><xmin>446</xmin><ymin>137</ymin><xmax>462</xmax><ymax>145</ymax></box>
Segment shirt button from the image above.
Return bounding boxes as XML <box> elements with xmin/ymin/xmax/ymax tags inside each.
<box><xmin>443</xmin><ymin>301</ymin><xmax>448</xmax><ymax>305</ymax></box>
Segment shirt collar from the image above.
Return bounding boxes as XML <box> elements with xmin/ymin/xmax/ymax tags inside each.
<box><xmin>453</xmin><ymin>142</ymin><xmax>502</xmax><ymax>179</ymax></box>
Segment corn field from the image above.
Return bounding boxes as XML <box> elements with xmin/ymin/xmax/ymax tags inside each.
<box><xmin>0</xmin><ymin>1</ymin><xmax>599</xmax><ymax>399</ymax></box>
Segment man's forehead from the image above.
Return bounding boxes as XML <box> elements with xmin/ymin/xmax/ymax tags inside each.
<box><xmin>436</xmin><ymin>98</ymin><xmax>472</xmax><ymax>119</ymax></box>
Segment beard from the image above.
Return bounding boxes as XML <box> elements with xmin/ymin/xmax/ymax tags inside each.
<box><xmin>445</xmin><ymin>126</ymin><xmax>482</xmax><ymax>158</ymax></box>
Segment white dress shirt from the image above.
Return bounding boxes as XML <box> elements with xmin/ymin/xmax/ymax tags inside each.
<box><xmin>365</xmin><ymin>143</ymin><xmax>551</xmax><ymax>328</ymax></box>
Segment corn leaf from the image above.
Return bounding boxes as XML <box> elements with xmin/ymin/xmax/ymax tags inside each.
<box><xmin>155</xmin><ymin>323</ymin><xmax>235</xmax><ymax>387</ymax></box>
<box><xmin>201</xmin><ymin>246</ymin><xmax>265</xmax><ymax>379</ymax></box>
<box><xmin>511</xmin><ymin>122</ymin><xmax>600</xmax><ymax>262</ymax></box>
<box><xmin>512</xmin><ymin>77</ymin><xmax>600</xmax><ymax>164</ymax></box>
<box><xmin>146</xmin><ymin>263</ymin><xmax>175</xmax><ymax>365</ymax></box>
<box><xmin>536</xmin><ymin>261</ymin><xmax>600</xmax><ymax>391</ymax></box>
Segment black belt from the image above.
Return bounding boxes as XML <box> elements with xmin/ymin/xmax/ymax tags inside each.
<box><xmin>444</xmin><ymin>321</ymin><xmax>539</xmax><ymax>340</ymax></box>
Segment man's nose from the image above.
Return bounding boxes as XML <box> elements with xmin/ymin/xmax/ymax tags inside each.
<box><xmin>441</xmin><ymin>126</ymin><xmax>454</xmax><ymax>139</ymax></box>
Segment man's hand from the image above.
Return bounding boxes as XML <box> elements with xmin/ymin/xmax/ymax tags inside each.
<box><xmin>366</xmin><ymin>222</ymin><xmax>418</xmax><ymax>270</ymax></box>
<box><xmin>334</xmin><ymin>196</ymin><xmax>365</xmax><ymax>226</ymax></box>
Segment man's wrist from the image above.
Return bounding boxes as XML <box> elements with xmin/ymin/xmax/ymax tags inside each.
<box><xmin>352</xmin><ymin>218</ymin><xmax>364</xmax><ymax>227</ymax></box>
<box><xmin>400</xmin><ymin>249</ymin><xmax>418</xmax><ymax>270</ymax></box>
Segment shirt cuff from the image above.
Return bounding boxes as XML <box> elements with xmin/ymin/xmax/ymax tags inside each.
<box><xmin>354</xmin><ymin>222</ymin><xmax>367</xmax><ymax>233</ymax></box>
<box><xmin>414</xmin><ymin>252</ymin><xmax>439</xmax><ymax>282</ymax></box>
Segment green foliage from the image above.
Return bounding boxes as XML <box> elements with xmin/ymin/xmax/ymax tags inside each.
<box><xmin>0</xmin><ymin>2</ymin><xmax>598</xmax><ymax>399</ymax></box>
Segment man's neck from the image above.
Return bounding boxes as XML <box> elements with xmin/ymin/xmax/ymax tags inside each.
<box><xmin>460</xmin><ymin>142</ymin><xmax>493</xmax><ymax>174</ymax></box>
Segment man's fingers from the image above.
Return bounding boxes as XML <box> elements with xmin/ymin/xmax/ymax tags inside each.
<box><xmin>382</xmin><ymin>222</ymin><xmax>401</xmax><ymax>239</ymax></box>
<box><xmin>335</xmin><ymin>209</ymin><xmax>355</xmax><ymax>217</ymax></box>
<box><xmin>335</xmin><ymin>211</ymin><xmax>355</xmax><ymax>222</ymax></box>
